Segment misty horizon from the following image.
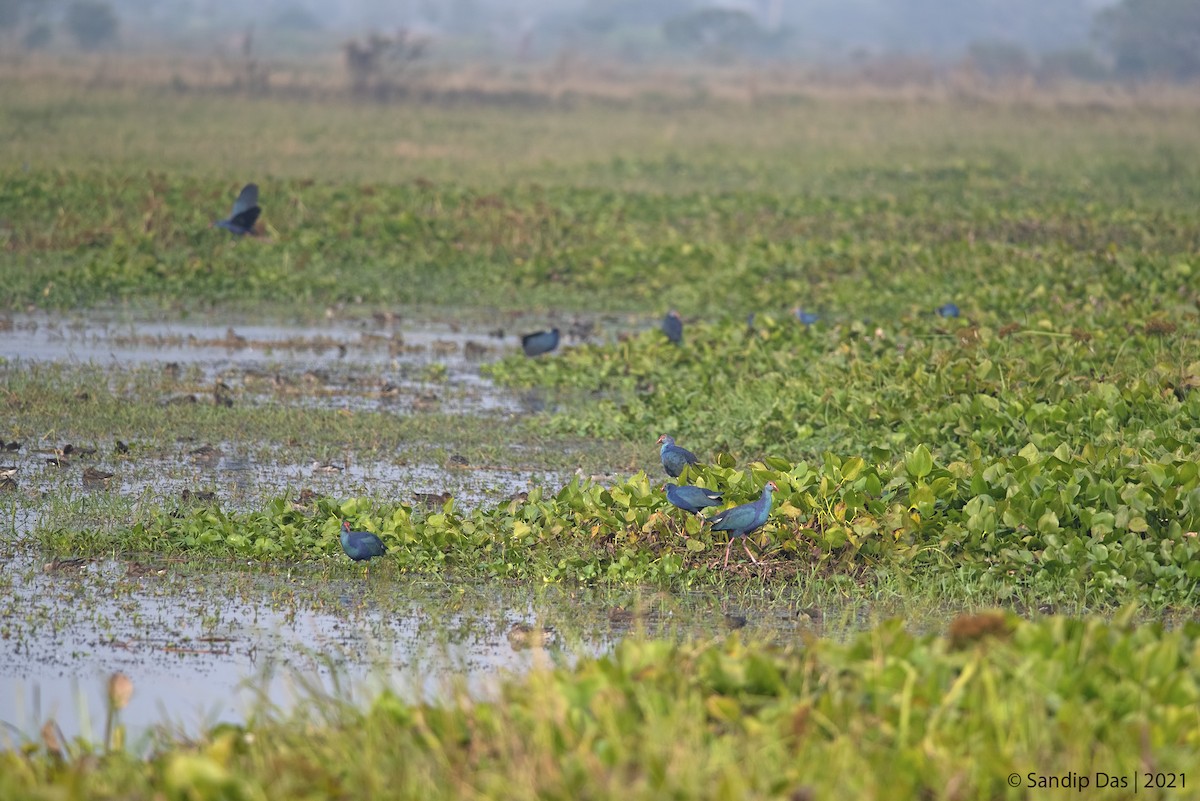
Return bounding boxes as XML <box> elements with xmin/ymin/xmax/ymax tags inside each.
<box><xmin>9</xmin><ymin>0</ymin><xmax>1124</xmax><ymax>64</ymax></box>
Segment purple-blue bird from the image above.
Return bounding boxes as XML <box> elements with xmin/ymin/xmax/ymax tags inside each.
<box><xmin>793</xmin><ymin>308</ymin><xmax>819</xmax><ymax>326</ymax></box>
<box><xmin>340</xmin><ymin>520</ymin><xmax>385</xmax><ymax>574</ymax></box>
<box><xmin>707</xmin><ymin>480</ymin><xmax>777</xmax><ymax>568</ymax></box>
<box><xmin>521</xmin><ymin>328</ymin><xmax>560</xmax><ymax>357</ymax></box>
<box><xmin>213</xmin><ymin>183</ymin><xmax>261</xmax><ymax>235</ymax></box>
<box><xmin>662</xmin><ymin>310</ymin><xmax>683</xmax><ymax>345</ymax></box>
<box><xmin>936</xmin><ymin>303</ymin><xmax>960</xmax><ymax>318</ymax></box>
<box><xmin>665</xmin><ymin>483</ymin><xmax>722</xmax><ymax>514</ymax></box>
<box><xmin>657</xmin><ymin>434</ymin><xmax>698</xmax><ymax>478</ymax></box>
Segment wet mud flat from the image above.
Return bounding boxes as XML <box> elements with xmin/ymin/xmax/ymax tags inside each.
<box><xmin>1</xmin><ymin>550</ymin><xmax>832</xmax><ymax>746</ymax></box>
<box><xmin>0</xmin><ymin>310</ymin><xmax>644</xmax><ymax>743</ymax></box>
<box><xmin>0</xmin><ymin>311</ymin><xmax>524</xmax><ymax>414</ymax></box>
<box><xmin>0</xmin><ymin>310</ymin><xmax>590</xmax><ymax>508</ymax></box>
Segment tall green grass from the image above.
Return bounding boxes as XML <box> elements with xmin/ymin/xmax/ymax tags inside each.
<box><xmin>4</xmin><ymin>612</ymin><xmax>1197</xmax><ymax>800</ymax></box>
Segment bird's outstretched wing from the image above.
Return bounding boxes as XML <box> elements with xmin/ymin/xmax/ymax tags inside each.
<box><xmin>228</xmin><ymin>205</ymin><xmax>261</xmax><ymax>232</ymax></box>
<box><xmin>231</xmin><ymin>183</ymin><xmax>259</xmax><ymax>218</ymax></box>
<box><xmin>226</xmin><ymin>183</ymin><xmax>261</xmax><ymax>231</ymax></box>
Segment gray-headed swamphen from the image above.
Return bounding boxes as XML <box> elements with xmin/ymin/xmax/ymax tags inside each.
<box><xmin>340</xmin><ymin>520</ymin><xmax>385</xmax><ymax>575</ymax></box>
<box><xmin>662</xmin><ymin>310</ymin><xmax>683</xmax><ymax>345</ymax></box>
<box><xmin>521</xmin><ymin>328</ymin><xmax>560</xmax><ymax>357</ymax></box>
<box><xmin>708</xmin><ymin>480</ymin><xmax>777</xmax><ymax>568</ymax></box>
<box><xmin>665</xmin><ymin>483</ymin><xmax>722</xmax><ymax>514</ymax></box>
<box><xmin>214</xmin><ymin>183</ymin><xmax>261</xmax><ymax>236</ymax></box>
<box><xmin>664</xmin><ymin>482</ymin><xmax>722</xmax><ymax>532</ymax></box>
<box><xmin>794</xmin><ymin>308</ymin><xmax>819</xmax><ymax>326</ymax></box>
<box><xmin>936</xmin><ymin>302</ymin><xmax>960</xmax><ymax>318</ymax></box>
<box><xmin>657</xmin><ymin>434</ymin><xmax>698</xmax><ymax>478</ymax></box>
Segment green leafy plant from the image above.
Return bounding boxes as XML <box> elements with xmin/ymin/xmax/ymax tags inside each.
<box><xmin>41</xmin><ymin>444</ymin><xmax>1200</xmax><ymax>603</ymax></box>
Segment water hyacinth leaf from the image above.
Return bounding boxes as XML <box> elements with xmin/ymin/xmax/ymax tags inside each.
<box><xmin>905</xmin><ymin>446</ymin><xmax>933</xmax><ymax>480</ymax></box>
<box><xmin>823</xmin><ymin>526</ymin><xmax>849</xmax><ymax>549</ymax></box>
<box><xmin>841</xmin><ymin>457</ymin><xmax>866</xmax><ymax>483</ymax></box>
<box><xmin>777</xmin><ymin>500</ymin><xmax>805</xmax><ymax>519</ymax></box>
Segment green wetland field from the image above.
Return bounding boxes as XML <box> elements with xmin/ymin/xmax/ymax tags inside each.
<box><xmin>2</xmin><ymin>73</ymin><xmax>1200</xmax><ymax>798</ymax></box>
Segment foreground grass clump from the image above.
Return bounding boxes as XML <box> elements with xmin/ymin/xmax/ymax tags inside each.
<box><xmin>4</xmin><ymin>612</ymin><xmax>1197</xmax><ymax>799</ymax></box>
<box><xmin>43</xmin><ymin>444</ymin><xmax>1200</xmax><ymax>603</ymax></box>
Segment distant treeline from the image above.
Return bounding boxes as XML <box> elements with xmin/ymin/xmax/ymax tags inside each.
<box><xmin>3</xmin><ymin>0</ymin><xmax>1199</xmax><ymax>82</ymax></box>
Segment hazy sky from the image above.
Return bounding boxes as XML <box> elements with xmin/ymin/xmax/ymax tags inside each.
<box><xmin>98</xmin><ymin>0</ymin><xmax>1122</xmax><ymax>60</ymax></box>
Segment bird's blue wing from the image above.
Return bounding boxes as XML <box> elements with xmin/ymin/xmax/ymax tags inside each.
<box><xmin>228</xmin><ymin>205</ymin><xmax>261</xmax><ymax>232</ymax></box>
<box><xmin>521</xmin><ymin>331</ymin><xmax>545</xmax><ymax>355</ymax></box>
<box><xmin>662</xmin><ymin>315</ymin><xmax>683</xmax><ymax>343</ymax></box>
<box><xmin>678</xmin><ymin>486</ymin><xmax>720</xmax><ymax>505</ymax></box>
<box><xmin>231</xmin><ymin>183</ymin><xmax>259</xmax><ymax>218</ymax></box>
<box><xmin>521</xmin><ymin>329</ymin><xmax>559</xmax><ymax>356</ymax></box>
<box><xmin>709</xmin><ymin>503</ymin><xmax>754</xmax><ymax>531</ymax></box>
<box><xmin>349</xmin><ymin>531</ymin><xmax>386</xmax><ymax>558</ymax></box>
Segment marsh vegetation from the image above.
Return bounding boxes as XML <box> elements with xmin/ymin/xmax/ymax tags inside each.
<box><xmin>1</xmin><ymin>64</ymin><xmax>1199</xmax><ymax>798</ymax></box>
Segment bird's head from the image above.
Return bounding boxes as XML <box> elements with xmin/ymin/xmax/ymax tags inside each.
<box><xmin>656</xmin><ymin>434</ymin><xmax>673</xmax><ymax>445</ymax></box>
<box><xmin>668</xmin><ymin>310</ymin><xmax>681</xmax><ymax>320</ymax></box>
<box><xmin>765</xmin><ymin>481</ymin><xmax>779</xmax><ymax>492</ymax></box>
<box><xmin>341</xmin><ymin>520</ymin><xmax>351</xmax><ymax>533</ymax></box>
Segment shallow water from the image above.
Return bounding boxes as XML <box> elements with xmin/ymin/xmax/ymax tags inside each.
<box><xmin>0</xmin><ymin>559</ymin><xmax>590</xmax><ymax>744</ymax></box>
<box><xmin>0</xmin><ymin>550</ymin><xmax>831</xmax><ymax>746</ymax></box>
<box><xmin>0</xmin><ymin>310</ymin><xmax>639</xmax><ymax>744</ymax></box>
<box><xmin>0</xmin><ymin>311</ymin><xmax>527</xmax><ymax>415</ymax></box>
<box><xmin>6</xmin><ymin>448</ymin><xmax>566</xmax><ymax>517</ymax></box>
<box><xmin>0</xmin><ymin>310</ymin><xmax>843</xmax><ymax>748</ymax></box>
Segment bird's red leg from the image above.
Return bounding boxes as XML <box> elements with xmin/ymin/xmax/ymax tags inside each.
<box><xmin>742</xmin><ymin>539</ymin><xmax>760</xmax><ymax>565</ymax></box>
<box><xmin>723</xmin><ymin>538</ymin><xmax>735</xmax><ymax>569</ymax></box>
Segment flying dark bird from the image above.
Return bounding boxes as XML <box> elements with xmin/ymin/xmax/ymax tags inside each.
<box><xmin>661</xmin><ymin>310</ymin><xmax>683</xmax><ymax>345</ymax></box>
<box><xmin>521</xmin><ymin>328</ymin><xmax>560</xmax><ymax>357</ymax></box>
<box><xmin>657</xmin><ymin>434</ymin><xmax>698</xmax><ymax>478</ymax></box>
<box><xmin>936</xmin><ymin>303</ymin><xmax>960</xmax><ymax>318</ymax></box>
<box><xmin>794</xmin><ymin>308</ymin><xmax>819</xmax><ymax>326</ymax></box>
<box><xmin>665</xmin><ymin>483</ymin><xmax>722</xmax><ymax>515</ymax></box>
<box><xmin>708</xmin><ymin>481</ymin><xmax>778</xmax><ymax>568</ymax></box>
<box><xmin>214</xmin><ymin>183</ymin><xmax>261</xmax><ymax>235</ymax></box>
<box><xmin>340</xmin><ymin>520</ymin><xmax>385</xmax><ymax>575</ymax></box>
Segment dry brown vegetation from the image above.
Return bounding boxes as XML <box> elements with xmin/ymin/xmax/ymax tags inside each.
<box><xmin>5</xmin><ymin>50</ymin><xmax>1200</xmax><ymax>111</ymax></box>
